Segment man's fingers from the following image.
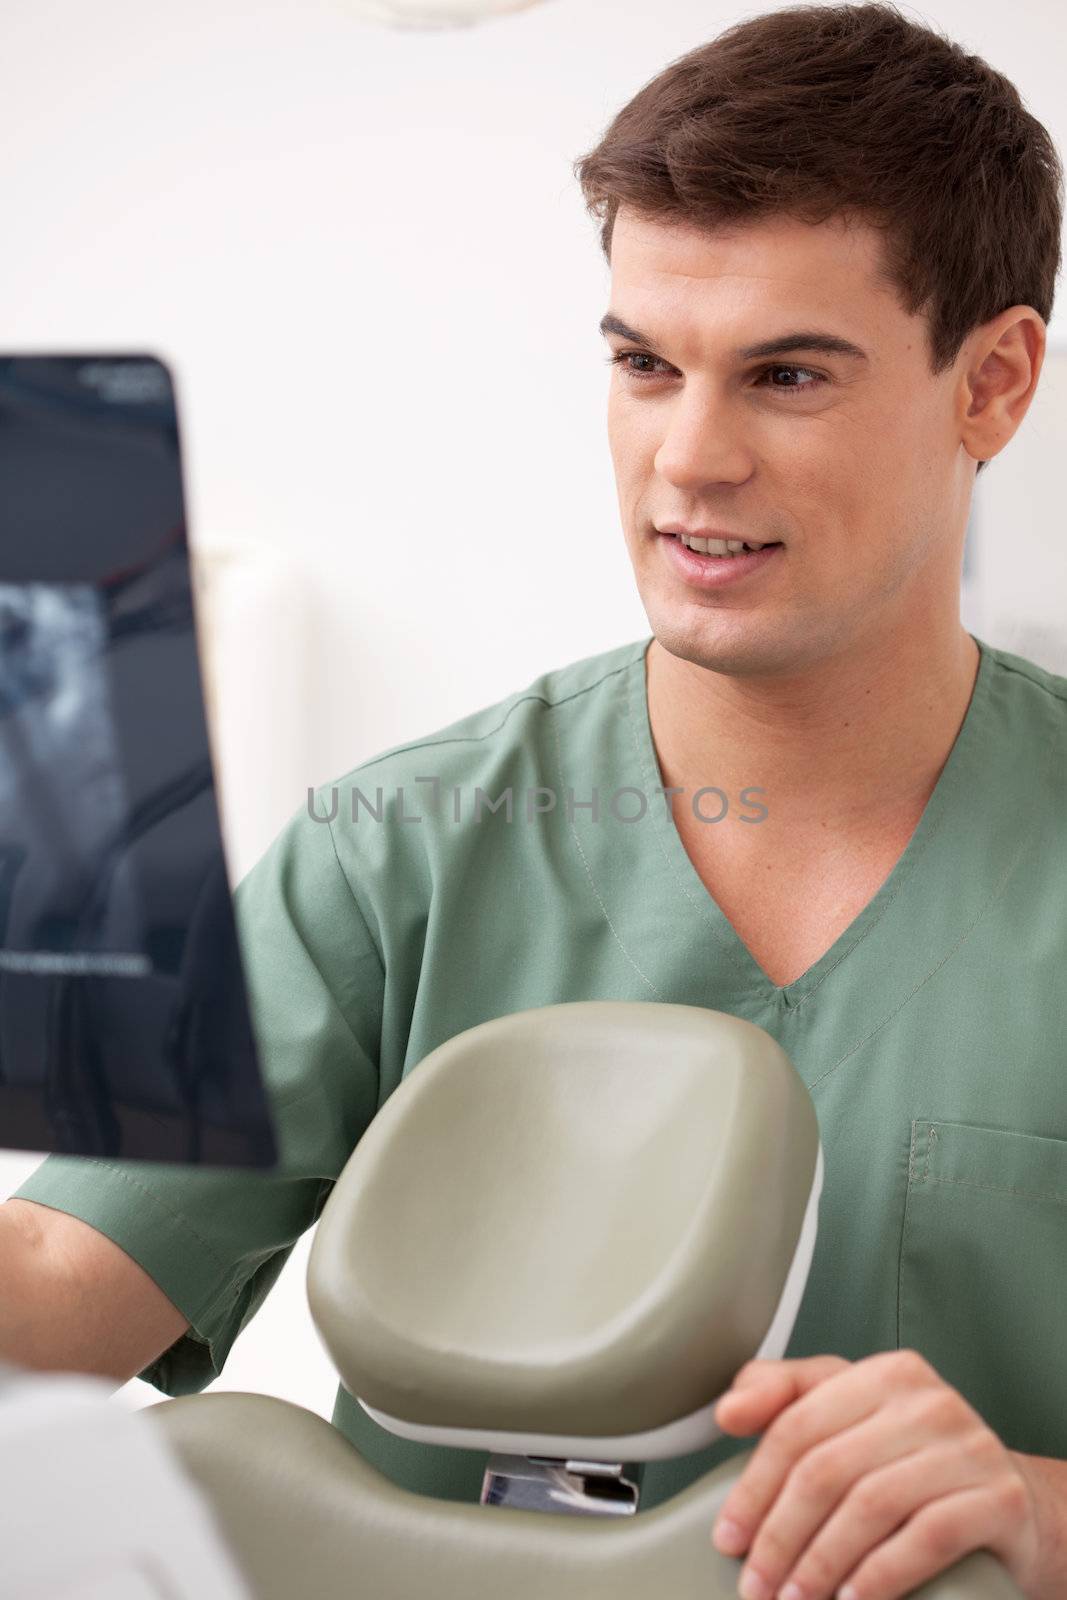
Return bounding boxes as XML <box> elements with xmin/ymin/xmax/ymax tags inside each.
<box><xmin>716</xmin><ymin>1356</ymin><xmax>850</xmax><ymax>1427</ymax></box>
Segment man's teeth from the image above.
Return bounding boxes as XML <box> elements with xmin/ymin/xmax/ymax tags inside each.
<box><xmin>676</xmin><ymin>532</ymin><xmax>774</xmax><ymax>556</ymax></box>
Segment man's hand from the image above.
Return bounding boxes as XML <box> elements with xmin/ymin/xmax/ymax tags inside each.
<box><xmin>707</xmin><ymin>1350</ymin><xmax>1053</xmax><ymax>1600</ymax></box>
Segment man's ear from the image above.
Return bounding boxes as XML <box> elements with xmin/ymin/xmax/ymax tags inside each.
<box><xmin>958</xmin><ymin>306</ymin><xmax>1046</xmax><ymax>467</ymax></box>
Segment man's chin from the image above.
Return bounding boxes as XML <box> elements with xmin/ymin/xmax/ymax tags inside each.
<box><xmin>646</xmin><ymin>613</ymin><xmax>800</xmax><ymax>680</ymax></box>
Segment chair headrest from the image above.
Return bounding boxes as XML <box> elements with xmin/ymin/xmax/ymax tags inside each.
<box><xmin>307</xmin><ymin>1001</ymin><xmax>821</xmax><ymax>1461</ymax></box>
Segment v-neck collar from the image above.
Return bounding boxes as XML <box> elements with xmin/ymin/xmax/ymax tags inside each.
<box><xmin>621</xmin><ymin>631</ymin><xmax>995</xmax><ymax>1010</ymax></box>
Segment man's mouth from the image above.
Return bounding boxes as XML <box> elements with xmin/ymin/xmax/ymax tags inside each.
<box><xmin>663</xmin><ymin>530</ymin><xmax>783</xmax><ymax>559</ymax></box>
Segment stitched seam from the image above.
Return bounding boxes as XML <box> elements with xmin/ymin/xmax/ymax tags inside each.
<box><xmin>925</xmin><ymin>1175</ymin><xmax>1067</xmax><ymax>1207</ymax></box>
<box><xmin>907</xmin><ymin>1119</ymin><xmax>923</xmax><ymax>1186</ymax></box>
<box><xmin>309</xmin><ymin>651</ymin><xmax>646</xmax><ymax>1104</ymax></box>
<box><xmin>924</xmin><ymin>1124</ymin><xmax>939</xmax><ymax>1181</ymax></box>
<box><xmin>790</xmin><ymin>665</ymin><xmax>998</xmax><ymax>1011</ymax></box>
<box><xmin>550</xmin><ymin>639</ymin><xmax>1061</xmax><ymax>1026</ymax></box>
<box><xmin>620</xmin><ymin>646</ymin><xmax>983</xmax><ymax>1012</ymax></box>
<box><xmin>623</xmin><ymin>657</ymin><xmax>754</xmax><ymax>987</ymax></box>
<box><xmin>551</xmin><ymin>704</ymin><xmax>663</xmax><ymax>998</ymax></box>
<box><xmin>90</xmin><ymin>1161</ymin><xmax>233</xmax><ymax>1276</ymax></box>
<box><xmin>749</xmin><ymin>637</ymin><xmax>1002</xmax><ymax>1006</ymax></box>
<box><xmin>340</xmin><ymin>652</ymin><xmax>647</xmax><ymax>779</ymax></box>
<box><xmin>624</xmin><ymin>663</ymin><xmax>699</xmax><ymax>908</ymax></box>
<box><xmin>990</xmin><ymin>650</ymin><xmax>1067</xmax><ymax>706</ymax></box>
<box><xmin>805</xmin><ymin>719</ymin><xmax>1053</xmax><ymax>1093</ymax></box>
<box><xmin>250</xmin><ymin>810</ymin><xmax>383</xmax><ymax>1116</ymax></box>
<box><xmin>323</xmin><ymin>806</ymin><xmax>386</xmax><ymax>984</ymax></box>
<box><xmin>806</xmin><ymin>643</ymin><xmax>1062</xmax><ymax>1004</ymax></box>
<box><xmin>897</xmin><ymin>1120</ymin><xmax>924</xmax><ymax>1347</ymax></box>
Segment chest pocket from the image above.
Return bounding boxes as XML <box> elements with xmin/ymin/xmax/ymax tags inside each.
<box><xmin>899</xmin><ymin>1119</ymin><xmax>1067</xmax><ymax>1459</ymax></box>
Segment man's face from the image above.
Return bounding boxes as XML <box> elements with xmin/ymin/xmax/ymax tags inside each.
<box><xmin>603</xmin><ymin>207</ymin><xmax>975</xmax><ymax>677</ymax></box>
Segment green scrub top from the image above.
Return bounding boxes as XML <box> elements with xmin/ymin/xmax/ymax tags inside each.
<box><xmin>14</xmin><ymin>632</ymin><xmax>1067</xmax><ymax>1509</ymax></box>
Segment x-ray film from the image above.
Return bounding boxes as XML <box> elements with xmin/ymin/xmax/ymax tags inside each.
<box><xmin>0</xmin><ymin>355</ymin><xmax>277</xmax><ymax>1167</ymax></box>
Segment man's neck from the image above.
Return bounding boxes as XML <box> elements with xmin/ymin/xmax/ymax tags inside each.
<box><xmin>645</xmin><ymin>622</ymin><xmax>981</xmax><ymax>845</ymax></box>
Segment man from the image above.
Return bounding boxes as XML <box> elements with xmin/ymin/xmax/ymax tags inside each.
<box><xmin>3</xmin><ymin>3</ymin><xmax>1066</xmax><ymax>1595</ymax></box>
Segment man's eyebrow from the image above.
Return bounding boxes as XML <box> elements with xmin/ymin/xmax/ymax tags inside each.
<box><xmin>597</xmin><ymin>314</ymin><xmax>869</xmax><ymax>363</ymax></box>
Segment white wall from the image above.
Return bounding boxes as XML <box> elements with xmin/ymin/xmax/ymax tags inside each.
<box><xmin>1</xmin><ymin>0</ymin><xmax>1065</xmax><ymax>1418</ymax></box>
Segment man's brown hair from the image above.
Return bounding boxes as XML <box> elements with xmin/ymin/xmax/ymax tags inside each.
<box><xmin>572</xmin><ymin>1</ymin><xmax>1063</xmax><ymax>471</ymax></box>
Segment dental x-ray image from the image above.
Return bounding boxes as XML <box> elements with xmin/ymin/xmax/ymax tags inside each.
<box><xmin>0</xmin><ymin>355</ymin><xmax>277</xmax><ymax>1167</ymax></box>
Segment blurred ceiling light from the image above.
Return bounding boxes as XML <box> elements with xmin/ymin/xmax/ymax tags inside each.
<box><xmin>350</xmin><ymin>0</ymin><xmax>551</xmax><ymax>27</ymax></box>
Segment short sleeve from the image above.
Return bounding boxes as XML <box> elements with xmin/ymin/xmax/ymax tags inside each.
<box><xmin>12</xmin><ymin>795</ymin><xmax>383</xmax><ymax>1395</ymax></box>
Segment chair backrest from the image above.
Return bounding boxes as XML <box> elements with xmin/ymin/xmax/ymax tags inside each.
<box><xmin>307</xmin><ymin>999</ymin><xmax>822</xmax><ymax>1461</ymax></box>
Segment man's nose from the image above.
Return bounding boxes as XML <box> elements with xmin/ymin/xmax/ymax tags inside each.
<box><xmin>653</xmin><ymin>384</ymin><xmax>755</xmax><ymax>490</ymax></box>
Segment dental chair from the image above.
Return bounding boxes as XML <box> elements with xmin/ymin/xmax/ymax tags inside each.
<box><xmin>147</xmin><ymin>1001</ymin><xmax>1023</xmax><ymax>1598</ymax></box>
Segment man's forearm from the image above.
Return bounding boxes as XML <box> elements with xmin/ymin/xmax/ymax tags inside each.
<box><xmin>1011</xmin><ymin>1450</ymin><xmax>1067</xmax><ymax>1599</ymax></box>
<box><xmin>0</xmin><ymin>1198</ymin><xmax>187</xmax><ymax>1386</ymax></box>
<box><xmin>0</xmin><ymin>1200</ymin><xmax>122</xmax><ymax>1386</ymax></box>
<box><xmin>0</xmin><ymin>1202</ymin><xmax>42</xmax><ymax>1370</ymax></box>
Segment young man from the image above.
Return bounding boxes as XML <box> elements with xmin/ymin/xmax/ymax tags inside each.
<box><xmin>4</xmin><ymin>3</ymin><xmax>1066</xmax><ymax>1595</ymax></box>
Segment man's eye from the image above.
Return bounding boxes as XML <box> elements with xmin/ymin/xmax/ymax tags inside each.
<box><xmin>755</xmin><ymin>364</ymin><xmax>825</xmax><ymax>393</ymax></box>
<box><xmin>605</xmin><ymin>351</ymin><xmax>672</xmax><ymax>379</ymax></box>
<box><xmin>604</xmin><ymin>350</ymin><xmax>827</xmax><ymax>395</ymax></box>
